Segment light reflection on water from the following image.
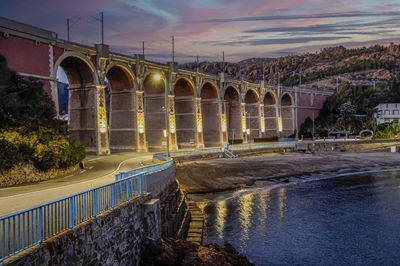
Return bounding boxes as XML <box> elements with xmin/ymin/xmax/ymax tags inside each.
<box><xmin>202</xmin><ymin>171</ymin><xmax>400</xmax><ymax>265</ymax></box>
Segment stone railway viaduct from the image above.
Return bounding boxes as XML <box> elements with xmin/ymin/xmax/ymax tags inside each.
<box><xmin>0</xmin><ymin>17</ymin><xmax>332</xmax><ymax>154</ymax></box>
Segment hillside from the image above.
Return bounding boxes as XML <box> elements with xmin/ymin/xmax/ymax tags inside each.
<box><xmin>182</xmin><ymin>44</ymin><xmax>400</xmax><ymax>90</ymax></box>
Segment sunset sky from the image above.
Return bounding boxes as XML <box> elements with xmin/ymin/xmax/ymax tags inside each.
<box><xmin>1</xmin><ymin>0</ymin><xmax>400</xmax><ymax>63</ymax></box>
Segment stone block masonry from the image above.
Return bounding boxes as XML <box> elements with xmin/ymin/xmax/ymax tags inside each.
<box><xmin>4</xmin><ymin>168</ymin><xmax>189</xmax><ymax>266</ymax></box>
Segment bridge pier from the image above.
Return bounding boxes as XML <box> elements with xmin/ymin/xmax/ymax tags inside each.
<box><xmin>109</xmin><ymin>89</ymin><xmax>137</xmax><ymax>150</ymax></box>
<box><xmin>136</xmin><ymin>91</ymin><xmax>147</xmax><ymax>152</ymax></box>
<box><xmin>168</xmin><ymin>95</ymin><xmax>179</xmax><ymax>151</ymax></box>
<box><xmin>195</xmin><ymin>98</ymin><xmax>205</xmax><ymax>149</ymax></box>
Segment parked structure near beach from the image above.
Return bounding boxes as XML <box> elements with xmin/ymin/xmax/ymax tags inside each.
<box><xmin>0</xmin><ymin>17</ymin><xmax>332</xmax><ymax>154</ymax></box>
<box><xmin>374</xmin><ymin>103</ymin><xmax>400</xmax><ymax>125</ymax></box>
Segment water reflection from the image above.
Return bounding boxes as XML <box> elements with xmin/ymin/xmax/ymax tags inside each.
<box><xmin>238</xmin><ymin>193</ymin><xmax>253</xmax><ymax>250</ymax></box>
<box><xmin>215</xmin><ymin>200</ymin><xmax>227</xmax><ymax>240</ymax></box>
<box><xmin>278</xmin><ymin>187</ymin><xmax>287</xmax><ymax>225</ymax></box>
<box><xmin>257</xmin><ymin>190</ymin><xmax>270</xmax><ymax>232</ymax></box>
<box><xmin>203</xmin><ymin>171</ymin><xmax>400</xmax><ymax>265</ymax></box>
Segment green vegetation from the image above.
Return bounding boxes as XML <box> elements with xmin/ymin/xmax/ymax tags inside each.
<box><xmin>254</xmin><ymin>137</ymin><xmax>279</xmax><ymax>142</ymax></box>
<box><xmin>302</xmin><ymin>74</ymin><xmax>400</xmax><ymax>137</ymax></box>
<box><xmin>374</xmin><ymin>124</ymin><xmax>400</xmax><ymax>139</ymax></box>
<box><xmin>0</xmin><ymin>54</ymin><xmax>85</xmax><ymax>172</ymax></box>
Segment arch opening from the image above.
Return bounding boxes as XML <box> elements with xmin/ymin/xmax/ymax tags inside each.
<box><xmin>143</xmin><ymin>73</ymin><xmax>166</xmax><ymax>151</ymax></box>
<box><xmin>245</xmin><ymin>89</ymin><xmax>260</xmax><ymax>142</ymax></box>
<box><xmin>105</xmin><ymin>65</ymin><xmax>136</xmax><ymax>150</ymax></box>
<box><xmin>263</xmin><ymin>92</ymin><xmax>278</xmax><ymax>137</ymax></box>
<box><xmin>56</xmin><ymin>55</ymin><xmax>97</xmax><ymax>150</ymax></box>
<box><xmin>281</xmin><ymin>93</ymin><xmax>294</xmax><ymax>137</ymax></box>
<box><xmin>201</xmin><ymin>82</ymin><xmax>220</xmax><ymax>147</ymax></box>
<box><xmin>174</xmin><ymin>78</ymin><xmax>196</xmax><ymax>148</ymax></box>
<box><xmin>224</xmin><ymin>86</ymin><xmax>242</xmax><ymax>140</ymax></box>
<box><xmin>244</xmin><ymin>89</ymin><xmax>260</xmax><ymax>141</ymax></box>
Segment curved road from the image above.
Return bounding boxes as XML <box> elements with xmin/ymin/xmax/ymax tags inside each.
<box><xmin>0</xmin><ymin>152</ymin><xmax>154</xmax><ymax>216</ymax></box>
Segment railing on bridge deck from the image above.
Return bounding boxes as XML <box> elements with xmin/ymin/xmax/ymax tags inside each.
<box><xmin>0</xmin><ymin>157</ymin><xmax>174</xmax><ymax>263</ymax></box>
<box><xmin>230</xmin><ymin>141</ymin><xmax>296</xmax><ymax>151</ymax></box>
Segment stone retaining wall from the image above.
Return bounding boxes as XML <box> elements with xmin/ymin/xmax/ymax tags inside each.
<box><xmin>4</xmin><ymin>167</ymin><xmax>189</xmax><ymax>266</ymax></box>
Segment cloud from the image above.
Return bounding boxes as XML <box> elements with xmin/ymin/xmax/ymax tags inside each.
<box><xmin>202</xmin><ymin>11</ymin><xmax>400</xmax><ymax>23</ymax></box>
<box><xmin>203</xmin><ymin>36</ymin><xmax>351</xmax><ymax>46</ymax></box>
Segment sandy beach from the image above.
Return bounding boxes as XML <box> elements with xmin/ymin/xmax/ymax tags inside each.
<box><xmin>176</xmin><ymin>151</ymin><xmax>400</xmax><ymax>201</ymax></box>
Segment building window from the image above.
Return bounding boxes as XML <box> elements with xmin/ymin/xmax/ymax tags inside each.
<box><xmin>393</xmin><ymin>110</ymin><xmax>399</xmax><ymax>115</ymax></box>
<box><xmin>384</xmin><ymin>110</ymin><xmax>390</xmax><ymax>115</ymax></box>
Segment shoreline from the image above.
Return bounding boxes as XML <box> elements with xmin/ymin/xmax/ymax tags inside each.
<box><xmin>175</xmin><ymin>151</ymin><xmax>400</xmax><ymax>202</ymax></box>
<box><xmin>190</xmin><ymin>166</ymin><xmax>400</xmax><ymax>203</ymax></box>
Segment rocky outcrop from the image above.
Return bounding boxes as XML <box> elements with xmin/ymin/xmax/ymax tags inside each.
<box><xmin>141</xmin><ymin>238</ymin><xmax>254</xmax><ymax>266</ymax></box>
<box><xmin>182</xmin><ymin>43</ymin><xmax>400</xmax><ymax>90</ymax></box>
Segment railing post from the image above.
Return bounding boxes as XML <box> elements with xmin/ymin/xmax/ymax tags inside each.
<box><xmin>139</xmin><ymin>175</ymin><xmax>142</xmax><ymax>194</ymax></box>
<box><xmin>144</xmin><ymin>174</ymin><xmax>147</xmax><ymax>194</ymax></box>
<box><xmin>38</xmin><ymin>207</ymin><xmax>43</xmax><ymax>243</ymax></box>
<box><xmin>126</xmin><ymin>180</ymin><xmax>130</xmax><ymax>201</ymax></box>
<box><xmin>69</xmin><ymin>198</ymin><xmax>74</xmax><ymax>229</ymax></box>
<box><xmin>112</xmin><ymin>184</ymin><xmax>116</xmax><ymax>208</ymax></box>
<box><xmin>93</xmin><ymin>190</ymin><xmax>97</xmax><ymax>217</ymax></box>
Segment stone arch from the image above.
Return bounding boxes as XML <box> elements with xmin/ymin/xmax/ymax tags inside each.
<box><xmin>174</xmin><ymin>77</ymin><xmax>196</xmax><ymax>148</ymax></box>
<box><xmin>281</xmin><ymin>92</ymin><xmax>293</xmax><ymax>106</ymax></box>
<box><xmin>53</xmin><ymin>52</ymin><xmax>100</xmax><ymax>151</ymax></box>
<box><xmin>143</xmin><ymin>72</ymin><xmax>166</xmax><ymax>151</ymax></box>
<box><xmin>224</xmin><ymin>86</ymin><xmax>242</xmax><ymax>140</ymax></box>
<box><xmin>280</xmin><ymin>93</ymin><xmax>294</xmax><ymax>137</ymax></box>
<box><xmin>105</xmin><ymin>63</ymin><xmax>135</xmax><ymax>91</ymax></box>
<box><xmin>200</xmin><ymin>82</ymin><xmax>221</xmax><ymax>147</ymax></box>
<box><xmin>105</xmin><ymin>64</ymin><xmax>137</xmax><ymax>150</ymax></box>
<box><xmin>244</xmin><ymin>89</ymin><xmax>260</xmax><ymax>140</ymax></box>
<box><xmin>53</xmin><ymin>51</ymin><xmax>100</xmax><ymax>85</ymax></box>
<box><xmin>263</xmin><ymin>91</ymin><xmax>278</xmax><ymax>137</ymax></box>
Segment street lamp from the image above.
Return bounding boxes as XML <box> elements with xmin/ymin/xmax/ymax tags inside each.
<box><xmin>154</xmin><ymin>73</ymin><xmax>169</xmax><ymax>157</ymax></box>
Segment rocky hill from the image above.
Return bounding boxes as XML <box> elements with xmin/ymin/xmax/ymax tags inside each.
<box><xmin>182</xmin><ymin>44</ymin><xmax>400</xmax><ymax>90</ymax></box>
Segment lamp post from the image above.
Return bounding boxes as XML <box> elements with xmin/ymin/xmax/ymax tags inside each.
<box><xmin>154</xmin><ymin>73</ymin><xmax>169</xmax><ymax>157</ymax></box>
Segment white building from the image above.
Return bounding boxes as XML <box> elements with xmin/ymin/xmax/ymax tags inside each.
<box><xmin>374</xmin><ymin>103</ymin><xmax>400</xmax><ymax>125</ymax></box>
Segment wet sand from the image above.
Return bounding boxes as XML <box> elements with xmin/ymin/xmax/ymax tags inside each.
<box><xmin>175</xmin><ymin>151</ymin><xmax>400</xmax><ymax>201</ymax></box>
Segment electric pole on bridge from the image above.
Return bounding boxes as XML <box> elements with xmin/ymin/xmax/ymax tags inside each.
<box><xmin>172</xmin><ymin>36</ymin><xmax>175</xmax><ymax>63</ymax></box>
<box><xmin>101</xmin><ymin>12</ymin><xmax>104</xmax><ymax>45</ymax></box>
<box><xmin>67</xmin><ymin>19</ymin><xmax>70</xmax><ymax>41</ymax></box>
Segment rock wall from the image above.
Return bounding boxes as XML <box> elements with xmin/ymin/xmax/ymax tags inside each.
<box><xmin>4</xmin><ymin>166</ymin><xmax>188</xmax><ymax>266</ymax></box>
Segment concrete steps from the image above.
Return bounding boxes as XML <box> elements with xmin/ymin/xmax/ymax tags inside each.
<box><xmin>185</xmin><ymin>202</ymin><xmax>204</xmax><ymax>245</ymax></box>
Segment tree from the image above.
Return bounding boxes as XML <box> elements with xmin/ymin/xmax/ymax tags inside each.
<box><xmin>337</xmin><ymin>101</ymin><xmax>356</xmax><ymax>134</ymax></box>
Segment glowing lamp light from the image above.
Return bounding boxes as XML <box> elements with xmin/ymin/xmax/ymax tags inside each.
<box><xmin>154</xmin><ymin>74</ymin><xmax>161</xmax><ymax>80</ymax></box>
<box><xmin>163</xmin><ymin>129</ymin><xmax>167</xmax><ymax>137</ymax></box>
<box><xmin>139</xmin><ymin>124</ymin><xmax>144</xmax><ymax>133</ymax></box>
<box><xmin>170</xmin><ymin>124</ymin><xmax>175</xmax><ymax>133</ymax></box>
<box><xmin>197</xmin><ymin>122</ymin><xmax>202</xmax><ymax>133</ymax></box>
<box><xmin>99</xmin><ymin>122</ymin><xmax>106</xmax><ymax>133</ymax></box>
<box><xmin>246</xmin><ymin>129</ymin><xmax>250</xmax><ymax>135</ymax></box>
<box><xmin>222</xmin><ymin>122</ymin><xmax>226</xmax><ymax>132</ymax></box>
<box><xmin>261</xmin><ymin>126</ymin><xmax>265</xmax><ymax>133</ymax></box>
<box><xmin>278</xmin><ymin>117</ymin><xmax>283</xmax><ymax>132</ymax></box>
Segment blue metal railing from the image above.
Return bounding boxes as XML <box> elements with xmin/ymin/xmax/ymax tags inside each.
<box><xmin>115</xmin><ymin>155</ymin><xmax>173</xmax><ymax>181</ymax></box>
<box><xmin>0</xmin><ymin>157</ymin><xmax>172</xmax><ymax>263</ymax></box>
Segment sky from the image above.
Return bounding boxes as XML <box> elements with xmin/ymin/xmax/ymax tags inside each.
<box><xmin>1</xmin><ymin>0</ymin><xmax>400</xmax><ymax>63</ymax></box>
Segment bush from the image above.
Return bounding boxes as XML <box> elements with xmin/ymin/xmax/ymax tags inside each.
<box><xmin>228</xmin><ymin>139</ymin><xmax>243</xmax><ymax>144</ymax></box>
<box><xmin>0</xmin><ymin>128</ymin><xmax>86</xmax><ymax>172</ymax></box>
<box><xmin>374</xmin><ymin>123</ymin><xmax>400</xmax><ymax>139</ymax></box>
<box><xmin>254</xmin><ymin>137</ymin><xmax>279</xmax><ymax>142</ymax></box>
<box><xmin>0</xmin><ymin>137</ymin><xmax>24</xmax><ymax>171</ymax></box>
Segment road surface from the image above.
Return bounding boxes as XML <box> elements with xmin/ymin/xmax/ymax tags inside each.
<box><xmin>0</xmin><ymin>152</ymin><xmax>154</xmax><ymax>216</ymax></box>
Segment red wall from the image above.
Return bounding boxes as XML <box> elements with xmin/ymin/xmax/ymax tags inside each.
<box><xmin>0</xmin><ymin>35</ymin><xmax>50</xmax><ymax>76</ymax></box>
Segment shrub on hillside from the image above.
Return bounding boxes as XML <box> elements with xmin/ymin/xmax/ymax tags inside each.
<box><xmin>374</xmin><ymin>123</ymin><xmax>400</xmax><ymax>139</ymax></box>
<box><xmin>0</xmin><ymin>128</ymin><xmax>86</xmax><ymax>172</ymax></box>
